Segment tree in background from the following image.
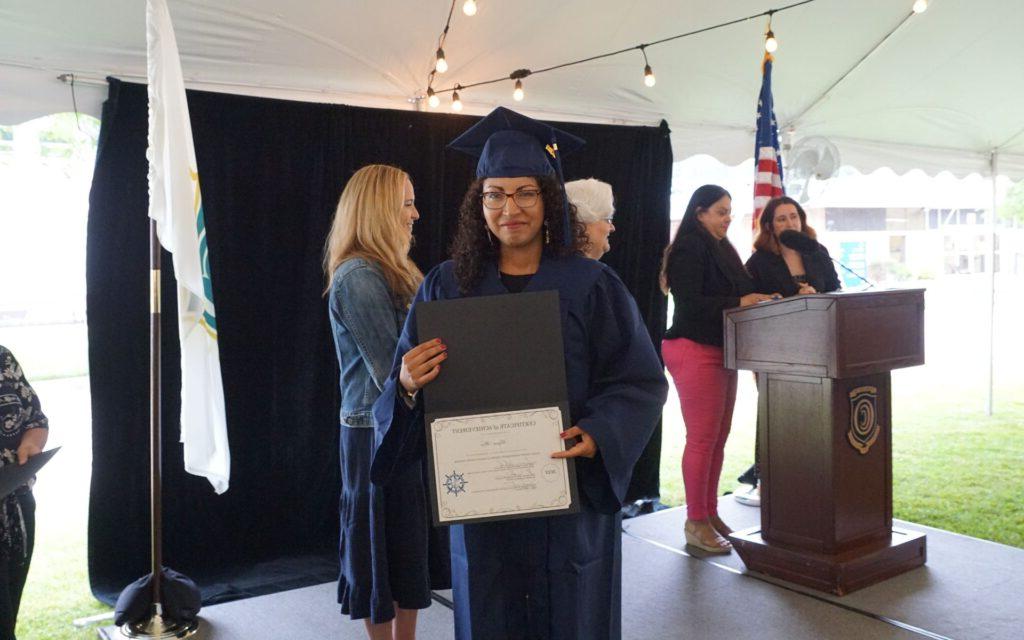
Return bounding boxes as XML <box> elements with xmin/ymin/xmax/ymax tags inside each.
<box><xmin>998</xmin><ymin>180</ymin><xmax>1024</xmax><ymax>227</ymax></box>
<box><xmin>37</xmin><ymin>113</ymin><xmax>99</xmax><ymax>160</ymax></box>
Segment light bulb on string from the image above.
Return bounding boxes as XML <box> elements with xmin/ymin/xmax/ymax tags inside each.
<box><xmin>638</xmin><ymin>46</ymin><xmax>656</xmax><ymax>88</ymax></box>
<box><xmin>463</xmin><ymin>0</ymin><xmax>478</xmax><ymax>16</ymax></box>
<box><xmin>513</xmin><ymin>79</ymin><xmax>524</xmax><ymax>101</ymax></box>
<box><xmin>764</xmin><ymin>30</ymin><xmax>778</xmax><ymax>53</ymax></box>
<box><xmin>435</xmin><ymin>48</ymin><xmax>448</xmax><ymax>74</ymax></box>
<box><xmin>643</xmin><ymin>64</ymin><xmax>656</xmax><ymax>87</ymax></box>
<box><xmin>451</xmin><ymin>90</ymin><xmax>463</xmax><ymax>112</ymax></box>
<box><xmin>912</xmin><ymin>0</ymin><xmax>928</xmax><ymax>13</ymax></box>
<box><xmin>427</xmin><ymin>87</ymin><xmax>440</xmax><ymax>108</ymax></box>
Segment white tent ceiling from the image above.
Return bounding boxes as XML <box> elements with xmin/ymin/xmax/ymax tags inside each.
<box><xmin>1</xmin><ymin>0</ymin><xmax>1022</xmax><ymax>178</ymax></box>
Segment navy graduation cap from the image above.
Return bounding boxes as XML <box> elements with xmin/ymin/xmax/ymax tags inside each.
<box><xmin>449</xmin><ymin>106</ymin><xmax>585</xmax><ymax>246</ymax></box>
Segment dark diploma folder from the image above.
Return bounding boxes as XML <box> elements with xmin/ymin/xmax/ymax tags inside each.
<box><xmin>416</xmin><ymin>290</ymin><xmax>579</xmax><ymax>524</ymax></box>
<box><xmin>0</xmin><ymin>447</ymin><xmax>59</xmax><ymax>499</ymax></box>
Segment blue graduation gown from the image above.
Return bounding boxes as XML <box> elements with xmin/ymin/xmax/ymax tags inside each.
<box><xmin>372</xmin><ymin>254</ymin><xmax>667</xmax><ymax>640</ymax></box>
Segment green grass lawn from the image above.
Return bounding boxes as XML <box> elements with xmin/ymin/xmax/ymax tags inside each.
<box><xmin>659</xmin><ymin>377</ymin><xmax>1024</xmax><ymax>549</ymax></box>
<box><xmin>18</xmin><ymin>528</ymin><xmax>112</xmax><ymax>639</ymax></box>
<box><xmin>890</xmin><ymin>393</ymin><xmax>1024</xmax><ymax>548</ymax></box>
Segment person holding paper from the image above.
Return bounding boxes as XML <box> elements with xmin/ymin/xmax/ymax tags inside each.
<box><xmin>0</xmin><ymin>345</ymin><xmax>48</xmax><ymax>640</ymax></box>
<box><xmin>565</xmin><ymin>178</ymin><xmax>616</xmax><ymax>259</ymax></box>
<box><xmin>324</xmin><ymin>165</ymin><xmax>449</xmax><ymax>639</ymax></box>
<box><xmin>660</xmin><ymin>185</ymin><xmax>775</xmax><ymax>554</ymax></box>
<box><xmin>372</xmin><ymin>107</ymin><xmax>667</xmax><ymax>640</ymax></box>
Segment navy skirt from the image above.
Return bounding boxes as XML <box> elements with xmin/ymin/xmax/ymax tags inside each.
<box><xmin>337</xmin><ymin>425</ymin><xmax>450</xmax><ymax>623</ymax></box>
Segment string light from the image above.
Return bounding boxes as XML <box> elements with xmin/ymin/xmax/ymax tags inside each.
<box><xmin>640</xmin><ymin>46</ymin><xmax>656</xmax><ymax>87</ymax></box>
<box><xmin>509</xmin><ymin>69</ymin><xmax>530</xmax><ymax>102</ymax></box>
<box><xmin>463</xmin><ymin>0</ymin><xmax>477</xmax><ymax>16</ymax></box>
<box><xmin>423</xmin><ymin>0</ymin><xmax>816</xmax><ymax>104</ymax></box>
<box><xmin>644</xmin><ymin>65</ymin><xmax>656</xmax><ymax>87</ymax></box>
<box><xmin>764</xmin><ymin>12</ymin><xmax>778</xmax><ymax>53</ymax></box>
<box><xmin>435</xmin><ymin>48</ymin><xmax>448</xmax><ymax>73</ymax></box>
<box><xmin>427</xmin><ymin>87</ymin><xmax>440</xmax><ymax>108</ymax></box>
<box><xmin>912</xmin><ymin>0</ymin><xmax>928</xmax><ymax>13</ymax></box>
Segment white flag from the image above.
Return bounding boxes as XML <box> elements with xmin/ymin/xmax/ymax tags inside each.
<box><xmin>146</xmin><ymin>0</ymin><xmax>230</xmax><ymax>493</ymax></box>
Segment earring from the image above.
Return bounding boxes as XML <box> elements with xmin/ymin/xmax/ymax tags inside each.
<box><xmin>544</xmin><ymin>222</ymin><xmax>551</xmax><ymax>245</ymax></box>
<box><xmin>487</xmin><ymin>230</ymin><xmax>495</xmax><ymax>247</ymax></box>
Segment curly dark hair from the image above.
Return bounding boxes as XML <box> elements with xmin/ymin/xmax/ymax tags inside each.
<box><xmin>450</xmin><ymin>174</ymin><xmax>587</xmax><ymax>294</ymax></box>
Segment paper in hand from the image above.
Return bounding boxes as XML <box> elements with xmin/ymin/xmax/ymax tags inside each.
<box><xmin>0</xmin><ymin>447</ymin><xmax>60</xmax><ymax>499</ymax></box>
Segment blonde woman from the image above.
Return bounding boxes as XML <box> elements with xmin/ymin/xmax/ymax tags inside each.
<box><xmin>324</xmin><ymin>164</ymin><xmax>448</xmax><ymax>640</ymax></box>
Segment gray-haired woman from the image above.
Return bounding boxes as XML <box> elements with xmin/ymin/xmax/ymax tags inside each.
<box><xmin>565</xmin><ymin>178</ymin><xmax>616</xmax><ymax>260</ymax></box>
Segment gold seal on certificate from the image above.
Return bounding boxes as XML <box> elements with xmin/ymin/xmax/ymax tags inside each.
<box><xmin>429</xmin><ymin>407</ymin><xmax>574</xmax><ymax>524</ymax></box>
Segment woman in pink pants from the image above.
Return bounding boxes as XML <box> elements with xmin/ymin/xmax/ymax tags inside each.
<box><xmin>660</xmin><ymin>185</ymin><xmax>775</xmax><ymax>553</ymax></box>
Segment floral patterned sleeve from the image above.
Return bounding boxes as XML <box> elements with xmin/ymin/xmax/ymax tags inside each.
<box><xmin>0</xmin><ymin>346</ymin><xmax>49</xmax><ymax>444</ymax></box>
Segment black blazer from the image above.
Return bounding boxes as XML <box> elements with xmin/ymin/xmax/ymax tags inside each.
<box><xmin>745</xmin><ymin>246</ymin><xmax>841</xmax><ymax>297</ymax></box>
<box><xmin>665</xmin><ymin>233</ymin><xmax>754</xmax><ymax>347</ymax></box>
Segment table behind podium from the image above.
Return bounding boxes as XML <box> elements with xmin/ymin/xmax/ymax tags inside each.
<box><xmin>723</xmin><ymin>289</ymin><xmax>926</xmax><ymax>595</ymax></box>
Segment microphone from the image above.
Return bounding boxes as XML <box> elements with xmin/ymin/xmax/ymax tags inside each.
<box><xmin>779</xmin><ymin>229</ymin><xmax>820</xmax><ymax>254</ymax></box>
<box><xmin>778</xmin><ymin>230</ymin><xmax>874</xmax><ymax>288</ymax></box>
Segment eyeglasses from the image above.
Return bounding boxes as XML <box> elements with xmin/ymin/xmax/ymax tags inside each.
<box><xmin>481</xmin><ymin>189</ymin><xmax>541</xmax><ymax>210</ymax></box>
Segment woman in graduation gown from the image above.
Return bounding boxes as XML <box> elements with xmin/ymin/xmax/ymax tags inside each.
<box><xmin>371</xmin><ymin>107</ymin><xmax>668</xmax><ymax>640</ymax></box>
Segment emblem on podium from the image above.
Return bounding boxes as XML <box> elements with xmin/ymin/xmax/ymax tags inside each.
<box><xmin>847</xmin><ymin>386</ymin><xmax>881</xmax><ymax>454</ymax></box>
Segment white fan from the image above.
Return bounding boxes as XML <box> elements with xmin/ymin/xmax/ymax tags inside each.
<box><xmin>784</xmin><ymin>136</ymin><xmax>840</xmax><ymax>203</ymax></box>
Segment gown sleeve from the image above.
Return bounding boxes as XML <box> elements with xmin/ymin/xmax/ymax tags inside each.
<box><xmin>575</xmin><ymin>268</ymin><xmax>668</xmax><ymax>511</ymax></box>
<box><xmin>369</xmin><ymin>267</ymin><xmax>440</xmax><ymax>485</ymax></box>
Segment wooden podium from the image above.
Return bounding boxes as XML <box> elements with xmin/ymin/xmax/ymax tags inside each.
<box><xmin>723</xmin><ymin>289</ymin><xmax>927</xmax><ymax>595</ymax></box>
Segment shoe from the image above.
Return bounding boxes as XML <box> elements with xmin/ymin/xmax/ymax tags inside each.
<box><xmin>684</xmin><ymin>519</ymin><xmax>733</xmax><ymax>554</ymax></box>
<box><xmin>737</xmin><ymin>464</ymin><xmax>759</xmax><ymax>487</ymax></box>
<box><xmin>733</xmin><ymin>482</ymin><xmax>760</xmax><ymax>507</ymax></box>
<box><xmin>709</xmin><ymin>514</ymin><xmax>733</xmax><ymax>536</ymax></box>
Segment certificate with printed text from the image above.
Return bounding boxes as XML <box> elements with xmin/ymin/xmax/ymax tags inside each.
<box><xmin>430</xmin><ymin>407</ymin><xmax>575</xmax><ymax>524</ymax></box>
<box><xmin>417</xmin><ymin>291</ymin><xmax>579</xmax><ymax>526</ymax></box>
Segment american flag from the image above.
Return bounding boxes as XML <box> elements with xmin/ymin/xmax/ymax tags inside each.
<box><xmin>753</xmin><ymin>53</ymin><xmax>784</xmax><ymax>230</ymax></box>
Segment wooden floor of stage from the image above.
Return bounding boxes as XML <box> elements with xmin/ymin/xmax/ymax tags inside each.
<box><xmin>100</xmin><ymin>499</ymin><xmax>1022</xmax><ymax>639</ymax></box>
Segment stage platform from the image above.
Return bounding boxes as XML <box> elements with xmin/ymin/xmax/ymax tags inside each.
<box><xmin>100</xmin><ymin>500</ymin><xmax>1022</xmax><ymax>639</ymax></box>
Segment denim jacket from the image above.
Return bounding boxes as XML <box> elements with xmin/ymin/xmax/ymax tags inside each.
<box><xmin>328</xmin><ymin>258</ymin><xmax>407</xmax><ymax>427</ymax></box>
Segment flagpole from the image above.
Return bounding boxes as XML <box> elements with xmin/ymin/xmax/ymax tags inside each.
<box><xmin>149</xmin><ymin>219</ymin><xmax>164</xmax><ymax>611</ymax></box>
<box><xmin>119</xmin><ymin>220</ymin><xmax>198</xmax><ymax>639</ymax></box>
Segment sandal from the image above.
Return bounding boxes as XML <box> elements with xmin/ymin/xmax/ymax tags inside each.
<box><xmin>709</xmin><ymin>515</ymin><xmax>733</xmax><ymax>536</ymax></box>
<box><xmin>684</xmin><ymin>519</ymin><xmax>732</xmax><ymax>554</ymax></box>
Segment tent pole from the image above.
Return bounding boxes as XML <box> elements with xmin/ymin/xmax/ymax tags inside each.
<box><xmin>986</xmin><ymin>151</ymin><xmax>997</xmax><ymax>416</ymax></box>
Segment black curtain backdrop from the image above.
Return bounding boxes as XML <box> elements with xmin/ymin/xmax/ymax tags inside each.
<box><xmin>86</xmin><ymin>78</ymin><xmax>672</xmax><ymax>604</ymax></box>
